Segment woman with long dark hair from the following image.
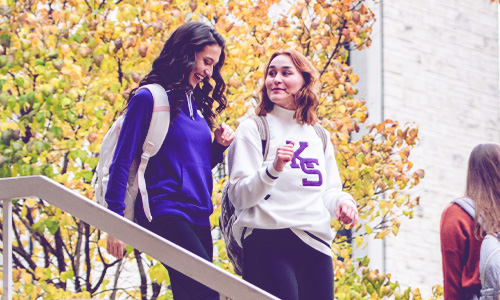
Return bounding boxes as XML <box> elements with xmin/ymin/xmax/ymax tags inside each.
<box><xmin>227</xmin><ymin>49</ymin><xmax>358</xmax><ymax>300</ymax></box>
<box><xmin>105</xmin><ymin>22</ymin><xmax>234</xmax><ymax>299</ymax></box>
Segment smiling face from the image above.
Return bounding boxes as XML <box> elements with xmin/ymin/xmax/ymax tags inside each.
<box><xmin>265</xmin><ymin>54</ymin><xmax>305</xmax><ymax>110</ymax></box>
<box><xmin>189</xmin><ymin>44</ymin><xmax>222</xmax><ymax>88</ymax></box>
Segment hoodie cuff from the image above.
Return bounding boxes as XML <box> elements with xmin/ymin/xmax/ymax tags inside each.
<box><xmin>339</xmin><ymin>192</ymin><xmax>356</xmax><ymax>206</ymax></box>
<box><xmin>212</xmin><ymin>139</ymin><xmax>229</xmax><ymax>154</ymax></box>
<box><xmin>211</xmin><ymin>140</ymin><xmax>229</xmax><ymax>166</ymax></box>
<box><xmin>262</xmin><ymin>164</ymin><xmax>281</xmax><ymax>183</ymax></box>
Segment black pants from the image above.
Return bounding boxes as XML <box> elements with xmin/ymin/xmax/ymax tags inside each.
<box><xmin>139</xmin><ymin>216</ymin><xmax>219</xmax><ymax>300</ymax></box>
<box><xmin>243</xmin><ymin>228</ymin><xmax>334</xmax><ymax>300</ymax></box>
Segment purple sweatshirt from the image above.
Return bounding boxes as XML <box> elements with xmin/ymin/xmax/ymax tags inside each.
<box><xmin>105</xmin><ymin>88</ymin><xmax>226</xmax><ymax>226</ymax></box>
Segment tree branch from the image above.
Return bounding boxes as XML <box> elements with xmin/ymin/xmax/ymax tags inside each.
<box><xmin>85</xmin><ymin>223</ymin><xmax>92</xmax><ymax>292</ymax></box>
<box><xmin>135</xmin><ymin>249</ymin><xmax>148</xmax><ymax>300</ymax></box>
<box><xmin>320</xmin><ymin>19</ymin><xmax>348</xmax><ymax>78</ymax></box>
<box><xmin>74</xmin><ymin>219</ymin><xmax>84</xmax><ymax>292</ymax></box>
<box><xmin>110</xmin><ymin>258</ymin><xmax>124</xmax><ymax>300</ymax></box>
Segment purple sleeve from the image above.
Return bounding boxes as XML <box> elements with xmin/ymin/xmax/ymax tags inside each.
<box><xmin>104</xmin><ymin>89</ymin><xmax>153</xmax><ymax>215</ymax></box>
<box><xmin>211</xmin><ymin>140</ymin><xmax>228</xmax><ymax>169</ymax></box>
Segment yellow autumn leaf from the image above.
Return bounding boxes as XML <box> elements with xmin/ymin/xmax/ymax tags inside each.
<box><xmin>392</xmin><ymin>225</ymin><xmax>399</xmax><ymax>236</ymax></box>
<box><xmin>26</xmin><ymin>198</ymin><xmax>37</xmax><ymax>207</ymax></box>
<box><xmin>355</xmin><ymin>235</ymin><xmax>364</xmax><ymax>248</ymax></box>
<box><xmin>348</xmin><ymin>73</ymin><xmax>359</xmax><ymax>84</ymax></box>
<box><xmin>22</xmin><ymin>271</ymin><xmax>33</xmax><ymax>284</ymax></box>
<box><xmin>334</xmin><ymin>87</ymin><xmax>343</xmax><ymax>99</ymax></box>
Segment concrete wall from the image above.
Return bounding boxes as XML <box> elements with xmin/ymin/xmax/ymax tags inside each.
<box><xmin>351</xmin><ymin>0</ymin><xmax>499</xmax><ymax>296</ymax></box>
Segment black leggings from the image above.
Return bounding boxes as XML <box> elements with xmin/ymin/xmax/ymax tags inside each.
<box><xmin>243</xmin><ymin>228</ymin><xmax>334</xmax><ymax>300</ymax></box>
<box><xmin>139</xmin><ymin>216</ymin><xmax>219</xmax><ymax>300</ymax></box>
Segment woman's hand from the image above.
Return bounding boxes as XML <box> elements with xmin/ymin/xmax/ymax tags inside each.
<box><xmin>336</xmin><ymin>200</ymin><xmax>358</xmax><ymax>226</ymax></box>
<box><xmin>214</xmin><ymin>123</ymin><xmax>235</xmax><ymax>147</ymax></box>
<box><xmin>107</xmin><ymin>235</ymin><xmax>127</xmax><ymax>259</ymax></box>
<box><xmin>273</xmin><ymin>142</ymin><xmax>295</xmax><ymax>172</ymax></box>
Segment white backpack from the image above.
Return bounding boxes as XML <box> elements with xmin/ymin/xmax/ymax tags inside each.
<box><xmin>94</xmin><ymin>84</ymin><xmax>170</xmax><ymax>222</ymax></box>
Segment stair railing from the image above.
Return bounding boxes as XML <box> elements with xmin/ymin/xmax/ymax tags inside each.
<box><xmin>0</xmin><ymin>176</ymin><xmax>277</xmax><ymax>300</ymax></box>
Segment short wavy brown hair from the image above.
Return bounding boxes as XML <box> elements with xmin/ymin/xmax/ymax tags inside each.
<box><xmin>256</xmin><ymin>49</ymin><xmax>320</xmax><ymax>125</ymax></box>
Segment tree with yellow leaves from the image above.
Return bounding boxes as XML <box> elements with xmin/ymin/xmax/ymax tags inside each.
<box><xmin>0</xmin><ymin>0</ymin><xmax>440</xmax><ymax>299</ymax></box>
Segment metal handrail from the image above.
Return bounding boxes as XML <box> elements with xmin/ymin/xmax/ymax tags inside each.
<box><xmin>0</xmin><ymin>176</ymin><xmax>277</xmax><ymax>300</ymax></box>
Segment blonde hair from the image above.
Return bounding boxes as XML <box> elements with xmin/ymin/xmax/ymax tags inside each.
<box><xmin>465</xmin><ymin>143</ymin><xmax>500</xmax><ymax>237</ymax></box>
<box><xmin>256</xmin><ymin>49</ymin><xmax>320</xmax><ymax>125</ymax></box>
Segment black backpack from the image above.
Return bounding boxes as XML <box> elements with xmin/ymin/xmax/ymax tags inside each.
<box><xmin>219</xmin><ymin>116</ymin><xmax>328</xmax><ymax>275</ymax></box>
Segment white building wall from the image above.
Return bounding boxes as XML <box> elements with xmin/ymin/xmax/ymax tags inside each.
<box><xmin>352</xmin><ymin>0</ymin><xmax>499</xmax><ymax>296</ymax></box>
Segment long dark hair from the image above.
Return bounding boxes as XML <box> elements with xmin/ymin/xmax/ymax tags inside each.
<box><xmin>465</xmin><ymin>143</ymin><xmax>500</xmax><ymax>238</ymax></box>
<box><xmin>256</xmin><ymin>49</ymin><xmax>320</xmax><ymax>125</ymax></box>
<box><xmin>125</xmin><ymin>22</ymin><xmax>227</xmax><ymax>129</ymax></box>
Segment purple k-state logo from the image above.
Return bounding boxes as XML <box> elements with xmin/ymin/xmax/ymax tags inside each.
<box><xmin>287</xmin><ymin>141</ymin><xmax>323</xmax><ymax>186</ymax></box>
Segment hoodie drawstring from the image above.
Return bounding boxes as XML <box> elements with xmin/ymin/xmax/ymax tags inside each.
<box><xmin>186</xmin><ymin>91</ymin><xmax>194</xmax><ymax>120</ymax></box>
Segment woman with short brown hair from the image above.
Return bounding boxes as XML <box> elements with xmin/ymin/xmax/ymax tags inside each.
<box><xmin>227</xmin><ymin>49</ymin><xmax>358</xmax><ymax>300</ymax></box>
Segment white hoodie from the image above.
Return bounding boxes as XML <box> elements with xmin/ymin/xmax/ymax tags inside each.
<box><xmin>227</xmin><ymin>105</ymin><xmax>355</xmax><ymax>257</ymax></box>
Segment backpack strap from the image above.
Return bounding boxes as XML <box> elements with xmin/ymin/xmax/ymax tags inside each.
<box><xmin>313</xmin><ymin>123</ymin><xmax>328</xmax><ymax>153</ymax></box>
<box><xmin>251</xmin><ymin>116</ymin><xmax>270</xmax><ymax>160</ymax></box>
<box><xmin>452</xmin><ymin>197</ymin><xmax>475</xmax><ymax>220</ymax></box>
<box><xmin>136</xmin><ymin>83</ymin><xmax>170</xmax><ymax>222</ymax></box>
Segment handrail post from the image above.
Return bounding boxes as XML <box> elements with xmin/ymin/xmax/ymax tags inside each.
<box><xmin>3</xmin><ymin>199</ymin><xmax>12</xmax><ymax>300</ymax></box>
